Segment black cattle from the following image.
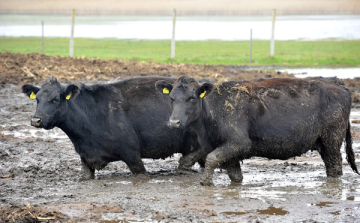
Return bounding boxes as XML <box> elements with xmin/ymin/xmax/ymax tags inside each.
<box><xmin>156</xmin><ymin>76</ymin><xmax>359</xmax><ymax>186</ymax></box>
<box><xmin>22</xmin><ymin>76</ymin><xmax>203</xmax><ymax>180</ymax></box>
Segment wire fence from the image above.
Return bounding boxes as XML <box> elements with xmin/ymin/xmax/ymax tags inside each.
<box><xmin>1</xmin><ymin>36</ymin><xmax>358</xmax><ymax>66</ymax></box>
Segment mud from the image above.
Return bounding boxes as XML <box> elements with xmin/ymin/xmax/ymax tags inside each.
<box><xmin>1</xmin><ymin>52</ymin><xmax>360</xmax><ymax>222</ymax></box>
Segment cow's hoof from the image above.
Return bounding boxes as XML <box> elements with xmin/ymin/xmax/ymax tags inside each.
<box><xmin>200</xmin><ymin>177</ymin><xmax>212</xmax><ymax>186</ymax></box>
<box><xmin>228</xmin><ymin>175</ymin><xmax>243</xmax><ymax>184</ymax></box>
<box><xmin>326</xmin><ymin>166</ymin><xmax>343</xmax><ymax>177</ymax></box>
<box><xmin>78</xmin><ymin>176</ymin><xmax>91</xmax><ymax>182</ymax></box>
<box><xmin>177</xmin><ymin>165</ymin><xmax>192</xmax><ymax>172</ymax></box>
<box><xmin>78</xmin><ymin>172</ymin><xmax>95</xmax><ymax>181</ymax></box>
<box><xmin>177</xmin><ymin>168</ymin><xmax>196</xmax><ymax>175</ymax></box>
<box><xmin>230</xmin><ymin>178</ymin><xmax>243</xmax><ymax>184</ymax></box>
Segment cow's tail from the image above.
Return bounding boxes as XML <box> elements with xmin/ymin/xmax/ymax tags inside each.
<box><xmin>345</xmin><ymin>121</ymin><xmax>360</xmax><ymax>175</ymax></box>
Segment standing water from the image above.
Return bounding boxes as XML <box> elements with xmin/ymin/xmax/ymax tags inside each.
<box><xmin>0</xmin><ymin>15</ymin><xmax>359</xmax><ymax>40</ymax></box>
<box><xmin>279</xmin><ymin>68</ymin><xmax>360</xmax><ymax>79</ymax></box>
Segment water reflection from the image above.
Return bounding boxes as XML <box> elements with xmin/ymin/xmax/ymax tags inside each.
<box><xmin>280</xmin><ymin>68</ymin><xmax>360</xmax><ymax>79</ymax></box>
<box><xmin>1</xmin><ymin>15</ymin><xmax>359</xmax><ymax>40</ymax></box>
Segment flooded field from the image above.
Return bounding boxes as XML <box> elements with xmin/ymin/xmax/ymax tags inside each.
<box><xmin>1</xmin><ymin>15</ymin><xmax>359</xmax><ymax>40</ymax></box>
<box><xmin>1</xmin><ymin>82</ymin><xmax>360</xmax><ymax>222</ymax></box>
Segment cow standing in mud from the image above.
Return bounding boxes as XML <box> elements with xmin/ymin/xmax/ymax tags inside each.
<box><xmin>156</xmin><ymin>76</ymin><xmax>359</xmax><ymax>186</ymax></box>
<box><xmin>22</xmin><ymin>76</ymin><xmax>202</xmax><ymax>180</ymax></box>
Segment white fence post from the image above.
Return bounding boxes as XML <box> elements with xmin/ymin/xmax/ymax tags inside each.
<box><xmin>42</xmin><ymin>21</ymin><xmax>44</xmax><ymax>55</ymax></box>
<box><xmin>270</xmin><ymin>9</ymin><xmax>276</xmax><ymax>58</ymax></box>
<box><xmin>69</xmin><ymin>9</ymin><xmax>76</xmax><ymax>57</ymax></box>
<box><xmin>171</xmin><ymin>9</ymin><xmax>176</xmax><ymax>60</ymax></box>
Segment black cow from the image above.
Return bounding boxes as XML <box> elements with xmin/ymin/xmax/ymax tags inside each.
<box><xmin>22</xmin><ymin>76</ymin><xmax>203</xmax><ymax>180</ymax></box>
<box><xmin>156</xmin><ymin>76</ymin><xmax>359</xmax><ymax>186</ymax></box>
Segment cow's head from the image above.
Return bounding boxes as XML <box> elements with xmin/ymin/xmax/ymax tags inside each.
<box><xmin>22</xmin><ymin>77</ymin><xmax>80</xmax><ymax>129</ymax></box>
<box><xmin>155</xmin><ymin>76</ymin><xmax>214</xmax><ymax>129</ymax></box>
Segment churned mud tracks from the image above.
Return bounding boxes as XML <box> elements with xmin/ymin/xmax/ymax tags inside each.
<box><xmin>1</xmin><ymin>53</ymin><xmax>360</xmax><ymax>222</ymax></box>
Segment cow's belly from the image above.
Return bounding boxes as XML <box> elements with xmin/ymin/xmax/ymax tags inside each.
<box><xmin>248</xmin><ymin>120</ymin><xmax>319</xmax><ymax>160</ymax></box>
<box><xmin>138</xmin><ymin>127</ymin><xmax>187</xmax><ymax>159</ymax></box>
<box><xmin>250</xmin><ymin>135</ymin><xmax>318</xmax><ymax>160</ymax></box>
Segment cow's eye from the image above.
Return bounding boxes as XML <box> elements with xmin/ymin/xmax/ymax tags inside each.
<box><xmin>51</xmin><ymin>97</ymin><xmax>60</xmax><ymax>103</ymax></box>
<box><xmin>187</xmin><ymin>96</ymin><xmax>196</xmax><ymax>102</ymax></box>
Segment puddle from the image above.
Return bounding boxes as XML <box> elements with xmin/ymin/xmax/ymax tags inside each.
<box><xmin>330</xmin><ymin>210</ymin><xmax>342</xmax><ymax>216</ymax></box>
<box><xmin>257</xmin><ymin>206</ymin><xmax>289</xmax><ymax>215</ymax></box>
<box><xmin>97</xmin><ymin>220</ymin><xmax>149</xmax><ymax>223</ymax></box>
<box><xmin>339</xmin><ymin>189</ymin><xmax>360</xmax><ymax>201</ymax></box>
<box><xmin>115</xmin><ymin>181</ymin><xmax>132</xmax><ymax>185</ymax></box>
<box><xmin>148</xmin><ymin>179</ymin><xmax>173</xmax><ymax>184</ymax></box>
<box><xmin>239</xmin><ymin>189</ymin><xmax>287</xmax><ymax>201</ymax></box>
<box><xmin>280</xmin><ymin>68</ymin><xmax>360</xmax><ymax>79</ymax></box>
<box><xmin>98</xmin><ymin>221</ymin><xmax>123</xmax><ymax>223</ymax></box>
<box><xmin>221</xmin><ymin>210</ymin><xmax>248</xmax><ymax>216</ymax></box>
<box><xmin>1</xmin><ymin>123</ymin><xmax>69</xmax><ymax>143</ymax></box>
<box><xmin>307</xmin><ymin>202</ymin><xmax>334</xmax><ymax>207</ymax></box>
<box><xmin>345</xmin><ymin>196</ymin><xmax>360</xmax><ymax>201</ymax></box>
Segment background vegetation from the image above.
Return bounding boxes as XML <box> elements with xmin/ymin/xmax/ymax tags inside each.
<box><xmin>1</xmin><ymin>37</ymin><xmax>359</xmax><ymax>67</ymax></box>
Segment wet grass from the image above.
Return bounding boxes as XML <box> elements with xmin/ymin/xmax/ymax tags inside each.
<box><xmin>1</xmin><ymin>36</ymin><xmax>359</xmax><ymax>67</ymax></box>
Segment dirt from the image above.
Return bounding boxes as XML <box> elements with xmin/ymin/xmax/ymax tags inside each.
<box><xmin>1</xmin><ymin>52</ymin><xmax>360</xmax><ymax>222</ymax></box>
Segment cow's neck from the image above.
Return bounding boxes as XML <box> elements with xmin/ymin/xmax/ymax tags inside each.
<box><xmin>191</xmin><ymin>100</ymin><xmax>218</xmax><ymax>153</ymax></box>
<box><xmin>57</xmin><ymin>96</ymin><xmax>94</xmax><ymax>144</ymax></box>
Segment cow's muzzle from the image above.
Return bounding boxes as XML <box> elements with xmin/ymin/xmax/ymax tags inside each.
<box><xmin>168</xmin><ymin>119</ymin><xmax>181</xmax><ymax>128</ymax></box>
<box><xmin>31</xmin><ymin>117</ymin><xmax>42</xmax><ymax>127</ymax></box>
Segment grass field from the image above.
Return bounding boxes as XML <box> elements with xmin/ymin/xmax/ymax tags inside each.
<box><xmin>1</xmin><ymin>37</ymin><xmax>359</xmax><ymax>67</ymax></box>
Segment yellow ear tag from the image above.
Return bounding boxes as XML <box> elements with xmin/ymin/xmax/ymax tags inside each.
<box><xmin>66</xmin><ymin>93</ymin><xmax>71</xmax><ymax>100</ymax></box>
<box><xmin>29</xmin><ymin>91</ymin><xmax>36</xmax><ymax>100</ymax></box>
<box><xmin>163</xmin><ymin>87</ymin><xmax>170</xmax><ymax>94</ymax></box>
<box><xmin>199</xmin><ymin>90</ymin><xmax>206</xmax><ymax>98</ymax></box>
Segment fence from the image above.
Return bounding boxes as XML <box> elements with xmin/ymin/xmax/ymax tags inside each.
<box><xmin>65</xmin><ymin>9</ymin><xmax>277</xmax><ymax>61</ymax></box>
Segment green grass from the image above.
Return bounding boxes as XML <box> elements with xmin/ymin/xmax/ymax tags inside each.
<box><xmin>1</xmin><ymin>36</ymin><xmax>359</xmax><ymax>67</ymax></box>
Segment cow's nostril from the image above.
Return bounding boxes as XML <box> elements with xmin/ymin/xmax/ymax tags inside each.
<box><xmin>169</xmin><ymin>119</ymin><xmax>181</xmax><ymax>128</ymax></box>
<box><xmin>31</xmin><ymin>117</ymin><xmax>42</xmax><ymax>127</ymax></box>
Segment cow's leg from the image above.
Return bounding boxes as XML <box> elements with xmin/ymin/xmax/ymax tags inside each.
<box><xmin>123</xmin><ymin>154</ymin><xmax>147</xmax><ymax>175</ymax></box>
<box><xmin>318</xmin><ymin>138</ymin><xmax>343</xmax><ymax>177</ymax></box>
<box><xmin>319</xmin><ymin>148</ymin><xmax>343</xmax><ymax>177</ymax></box>
<box><xmin>200</xmin><ymin>147</ymin><xmax>242</xmax><ymax>186</ymax></box>
<box><xmin>225</xmin><ymin>158</ymin><xmax>243</xmax><ymax>183</ymax></box>
<box><xmin>200</xmin><ymin>149</ymin><xmax>221</xmax><ymax>186</ymax></box>
<box><xmin>200</xmin><ymin>137</ymin><xmax>250</xmax><ymax>186</ymax></box>
<box><xmin>79</xmin><ymin>157</ymin><xmax>95</xmax><ymax>181</ymax></box>
<box><xmin>179</xmin><ymin>132</ymin><xmax>206</xmax><ymax>171</ymax></box>
<box><xmin>178</xmin><ymin>149</ymin><xmax>207</xmax><ymax>171</ymax></box>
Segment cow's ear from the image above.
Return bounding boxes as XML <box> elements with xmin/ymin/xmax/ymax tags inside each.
<box><xmin>21</xmin><ymin>84</ymin><xmax>40</xmax><ymax>100</ymax></box>
<box><xmin>198</xmin><ymin>83</ymin><xmax>214</xmax><ymax>99</ymax></box>
<box><xmin>64</xmin><ymin>84</ymin><xmax>80</xmax><ymax>100</ymax></box>
<box><xmin>155</xmin><ymin>80</ymin><xmax>173</xmax><ymax>95</ymax></box>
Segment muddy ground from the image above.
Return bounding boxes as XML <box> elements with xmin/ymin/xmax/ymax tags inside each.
<box><xmin>0</xmin><ymin>52</ymin><xmax>360</xmax><ymax>222</ymax></box>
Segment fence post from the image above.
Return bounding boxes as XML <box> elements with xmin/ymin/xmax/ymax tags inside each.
<box><xmin>42</xmin><ymin>21</ymin><xmax>44</xmax><ymax>55</ymax></box>
<box><xmin>69</xmin><ymin>9</ymin><xmax>76</xmax><ymax>57</ymax></box>
<box><xmin>270</xmin><ymin>9</ymin><xmax>276</xmax><ymax>58</ymax></box>
<box><xmin>171</xmin><ymin>9</ymin><xmax>176</xmax><ymax>60</ymax></box>
<box><xmin>249</xmin><ymin>29</ymin><xmax>252</xmax><ymax>63</ymax></box>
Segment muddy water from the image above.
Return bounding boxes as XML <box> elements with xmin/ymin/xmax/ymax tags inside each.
<box><xmin>1</xmin><ymin>83</ymin><xmax>360</xmax><ymax>222</ymax></box>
